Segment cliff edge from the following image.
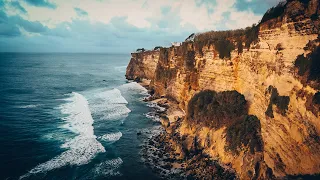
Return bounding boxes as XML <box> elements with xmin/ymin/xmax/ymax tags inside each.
<box><xmin>126</xmin><ymin>0</ymin><xmax>320</xmax><ymax>179</ymax></box>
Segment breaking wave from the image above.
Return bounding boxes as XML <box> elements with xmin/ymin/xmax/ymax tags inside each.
<box><xmin>88</xmin><ymin>88</ymin><xmax>131</xmax><ymax>120</ymax></box>
<box><xmin>98</xmin><ymin>132</ymin><xmax>122</xmax><ymax>142</ymax></box>
<box><xmin>20</xmin><ymin>92</ymin><xmax>105</xmax><ymax>179</ymax></box>
<box><xmin>17</xmin><ymin>104</ymin><xmax>41</xmax><ymax>109</ymax></box>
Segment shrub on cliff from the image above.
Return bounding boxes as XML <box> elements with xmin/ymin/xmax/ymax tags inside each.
<box><xmin>187</xmin><ymin>90</ymin><xmax>264</xmax><ymax>155</ymax></box>
<box><xmin>244</xmin><ymin>24</ymin><xmax>259</xmax><ymax>49</ymax></box>
<box><xmin>214</xmin><ymin>39</ymin><xmax>235</xmax><ymax>59</ymax></box>
<box><xmin>294</xmin><ymin>47</ymin><xmax>320</xmax><ymax>82</ymax></box>
<box><xmin>192</xmin><ymin>24</ymin><xmax>259</xmax><ymax>56</ymax></box>
<box><xmin>185</xmin><ymin>33</ymin><xmax>195</xmax><ymax>42</ymax></box>
<box><xmin>237</xmin><ymin>39</ymin><xmax>243</xmax><ymax>54</ymax></box>
<box><xmin>185</xmin><ymin>51</ymin><xmax>196</xmax><ymax>70</ymax></box>
<box><xmin>226</xmin><ymin>115</ymin><xmax>263</xmax><ymax>154</ymax></box>
<box><xmin>314</xmin><ymin>92</ymin><xmax>320</xmax><ymax>105</ymax></box>
<box><xmin>294</xmin><ymin>54</ymin><xmax>309</xmax><ymax>76</ymax></box>
<box><xmin>261</xmin><ymin>2</ymin><xmax>286</xmax><ymax>23</ymax></box>
<box><xmin>136</xmin><ymin>48</ymin><xmax>146</xmax><ymax>52</ymax></box>
<box><xmin>265</xmin><ymin>86</ymin><xmax>290</xmax><ymax>118</ymax></box>
<box><xmin>187</xmin><ymin>90</ymin><xmax>247</xmax><ymax>129</ymax></box>
<box><xmin>154</xmin><ymin>46</ymin><xmax>162</xmax><ymax>50</ymax></box>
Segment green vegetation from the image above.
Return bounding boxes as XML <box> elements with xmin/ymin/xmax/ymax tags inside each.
<box><xmin>185</xmin><ymin>33</ymin><xmax>195</xmax><ymax>41</ymax></box>
<box><xmin>226</xmin><ymin>115</ymin><xmax>263</xmax><ymax>154</ymax></box>
<box><xmin>214</xmin><ymin>39</ymin><xmax>234</xmax><ymax>59</ymax></box>
<box><xmin>313</xmin><ymin>92</ymin><xmax>320</xmax><ymax>105</ymax></box>
<box><xmin>244</xmin><ymin>24</ymin><xmax>259</xmax><ymax>49</ymax></box>
<box><xmin>294</xmin><ymin>54</ymin><xmax>309</xmax><ymax>76</ymax></box>
<box><xmin>260</xmin><ymin>2</ymin><xmax>286</xmax><ymax>23</ymax></box>
<box><xmin>154</xmin><ymin>46</ymin><xmax>162</xmax><ymax>50</ymax></box>
<box><xmin>185</xmin><ymin>50</ymin><xmax>196</xmax><ymax>70</ymax></box>
<box><xmin>237</xmin><ymin>39</ymin><xmax>243</xmax><ymax>54</ymax></box>
<box><xmin>136</xmin><ymin>48</ymin><xmax>146</xmax><ymax>52</ymax></box>
<box><xmin>309</xmin><ymin>47</ymin><xmax>320</xmax><ymax>82</ymax></box>
<box><xmin>294</xmin><ymin>47</ymin><xmax>320</xmax><ymax>82</ymax></box>
<box><xmin>265</xmin><ymin>86</ymin><xmax>290</xmax><ymax>118</ymax></box>
<box><xmin>192</xmin><ymin>23</ymin><xmax>259</xmax><ymax>58</ymax></box>
<box><xmin>187</xmin><ymin>90</ymin><xmax>247</xmax><ymax>129</ymax></box>
<box><xmin>187</xmin><ymin>90</ymin><xmax>263</xmax><ymax>155</ymax></box>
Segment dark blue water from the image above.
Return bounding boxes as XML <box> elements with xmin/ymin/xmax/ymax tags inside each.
<box><xmin>0</xmin><ymin>53</ymin><xmax>161</xmax><ymax>180</ymax></box>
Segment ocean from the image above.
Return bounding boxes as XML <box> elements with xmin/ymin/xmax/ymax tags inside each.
<box><xmin>0</xmin><ymin>53</ymin><xmax>161</xmax><ymax>180</ymax></box>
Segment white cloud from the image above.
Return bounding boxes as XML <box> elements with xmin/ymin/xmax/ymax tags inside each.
<box><xmin>4</xmin><ymin>0</ymin><xmax>263</xmax><ymax>31</ymax></box>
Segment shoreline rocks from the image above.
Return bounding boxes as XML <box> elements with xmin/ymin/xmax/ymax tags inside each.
<box><xmin>139</xmin><ymin>80</ymin><xmax>237</xmax><ymax>179</ymax></box>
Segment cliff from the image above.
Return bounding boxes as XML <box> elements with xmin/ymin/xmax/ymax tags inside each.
<box><xmin>126</xmin><ymin>0</ymin><xmax>320</xmax><ymax>179</ymax></box>
<box><xmin>125</xmin><ymin>50</ymin><xmax>160</xmax><ymax>81</ymax></box>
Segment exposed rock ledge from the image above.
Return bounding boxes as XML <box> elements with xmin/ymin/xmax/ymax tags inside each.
<box><xmin>127</xmin><ymin>0</ymin><xmax>320</xmax><ymax>179</ymax></box>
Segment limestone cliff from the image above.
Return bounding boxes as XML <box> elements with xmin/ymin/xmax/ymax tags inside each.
<box><xmin>125</xmin><ymin>50</ymin><xmax>159</xmax><ymax>81</ymax></box>
<box><xmin>126</xmin><ymin>0</ymin><xmax>320</xmax><ymax>179</ymax></box>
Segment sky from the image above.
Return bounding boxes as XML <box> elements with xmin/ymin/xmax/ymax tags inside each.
<box><xmin>0</xmin><ymin>0</ymin><xmax>281</xmax><ymax>53</ymax></box>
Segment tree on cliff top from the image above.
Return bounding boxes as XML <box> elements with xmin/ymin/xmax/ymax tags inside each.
<box><xmin>136</xmin><ymin>48</ymin><xmax>146</xmax><ymax>52</ymax></box>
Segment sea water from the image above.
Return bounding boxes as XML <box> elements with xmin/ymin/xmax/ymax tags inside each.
<box><xmin>0</xmin><ymin>53</ymin><xmax>161</xmax><ymax>180</ymax></box>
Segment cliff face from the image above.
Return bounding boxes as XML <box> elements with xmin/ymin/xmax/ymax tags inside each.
<box><xmin>125</xmin><ymin>50</ymin><xmax>160</xmax><ymax>81</ymax></box>
<box><xmin>126</xmin><ymin>0</ymin><xmax>320</xmax><ymax>178</ymax></box>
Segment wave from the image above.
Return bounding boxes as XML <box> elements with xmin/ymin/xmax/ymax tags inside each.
<box><xmin>93</xmin><ymin>157</ymin><xmax>123</xmax><ymax>177</ymax></box>
<box><xmin>118</xmin><ymin>82</ymin><xmax>148</xmax><ymax>96</ymax></box>
<box><xmin>98</xmin><ymin>132</ymin><xmax>122</xmax><ymax>142</ymax></box>
<box><xmin>17</xmin><ymin>104</ymin><xmax>41</xmax><ymax>109</ymax></box>
<box><xmin>147</xmin><ymin>102</ymin><xmax>166</xmax><ymax>112</ymax></box>
<box><xmin>20</xmin><ymin>92</ymin><xmax>105</xmax><ymax>179</ymax></box>
<box><xmin>88</xmin><ymin>88</ymin><xmax>131</xmax><ymax>120</ymax></box>
<box><xmin>145</xmin><ymin>102</ymin><xmax>166</xmax><ymax>122</ymax></box>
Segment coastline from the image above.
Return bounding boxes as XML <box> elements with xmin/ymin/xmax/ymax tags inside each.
<box><xmin>138</xmin><ymin>79</ymin><xmax>237</xmax><ymax>179</ymax></box>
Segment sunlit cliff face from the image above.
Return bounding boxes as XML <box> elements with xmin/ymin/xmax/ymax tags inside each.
<box><xmin>126</xmin><ymin>0</ymin><xmax>320</xmax><ymax>178</ymax></box>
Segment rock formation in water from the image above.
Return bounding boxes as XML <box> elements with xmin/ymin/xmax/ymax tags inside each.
<box><xmin>126</xmin><ymin>0</ymin><xmax>320</xmax><ymax>179</ymax></box>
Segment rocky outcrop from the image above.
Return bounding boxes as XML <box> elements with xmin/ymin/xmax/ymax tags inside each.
<box><xmin>126</xmin><ymin>50</ymin><xmax>160</xmax><ymax>81</ymax></box>
<box><xmin>126</xmin><ymin>0</ymin><xmax>320</xmax><ymax>179</ymax></box>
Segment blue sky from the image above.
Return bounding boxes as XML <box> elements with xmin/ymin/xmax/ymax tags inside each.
<box><xmin>0</xmin><ymin>0</ymin><xmax>281</xmax><ymax>53</ymax></box>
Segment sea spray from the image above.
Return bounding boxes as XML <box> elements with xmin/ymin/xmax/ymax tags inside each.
<box><xmin>20</xmin><ymin>92</ymin><xmax>105</xmax><ymax>179</ymax></box>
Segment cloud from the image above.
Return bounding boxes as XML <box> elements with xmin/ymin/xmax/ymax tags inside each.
<box><xmin>24</xmin><ymin>0</ymin><xmax>57</xmax><ymax>9</ymax></box>
<box><xmin>74</xmin><ymin>7</ymin><xmax>88</xmax><ymax>16</ymax></box>
<box><xmin>234</xmin><ymin>0</ymin><xmax>281</xmax><ymax>14</ymax></box>
<box><xmin>10</xmin><ymin>1</ymin><xmax>27</xmax><ymax>14</ymax></box>
<box><xmin>0</xmin><ymin>11</ymin><xmax>21</xmax><ymax>37</ymax></box>
<box><xmin>0</xmin><ymin>0</ymin><xmax>280</xmax><ymax>53</ymax></box>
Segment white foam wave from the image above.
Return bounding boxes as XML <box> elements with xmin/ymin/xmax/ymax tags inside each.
<box><xmin>145</xmin><ymin>112</ymin><xmax>161</xmax><ymax>122</ymax></box>
<box><xmin>147</xmin><ymin>102</ymin><xmax>166</xmax><ymax>112</ymax></box>
<box><xmin>17</xmin><ymin>104</ymin><xmax>40</xmax><ymax>108</ymax></box>
<box><xmin>88</xmin><ymin>88</ymin><xmax>131</xmax><ymax>120</ymax></box>
<box><xmin>98</xmin><ymin>132</ymin><xmax>122</xmax><ymax>142</ymax></box>
<box><xmin>20</xmin><ymin>92</ymin><xmax>105</xmax><ymax>179</ymax></box>
<box><xmin>94</xmin><ymin>157</ymin><xmax>123</xmax><ymax>177</ymax></box>
<box><xmin>118</xmin><ymin>82</ymin><xmax>149</xmax><ymax>96</ymax></box>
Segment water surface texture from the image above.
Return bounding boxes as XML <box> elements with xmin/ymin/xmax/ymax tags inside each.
<box><xmin>0</xmin><ymin>53</ymin><xmax>160</xmax><ymax>180</ymax></box>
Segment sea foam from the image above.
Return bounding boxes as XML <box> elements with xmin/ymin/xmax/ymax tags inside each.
<box><xmin>88</xmin><ymin>88</ymin><xmax>131</xmax><ymax>120</ymax></box>
<box><xmin>99</xmin><ymin>132</ymin><xmax>122</xmax><ymax>142</ymax></box>
<box><xmin>20</xmin><ymin>92</ymin><xmax>105</xmax><ymax>179</ymax></box>
<box><xmin>93</xmin><ymin>157</ymin><xmax>123</xmax><ymax>177</ymax></box>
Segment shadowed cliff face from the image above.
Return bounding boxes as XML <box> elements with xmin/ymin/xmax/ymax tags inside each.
<box><xmin>126</xmin><ymin>0</ymin><xmax>320</xmax><ymax>178</ymax></box>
